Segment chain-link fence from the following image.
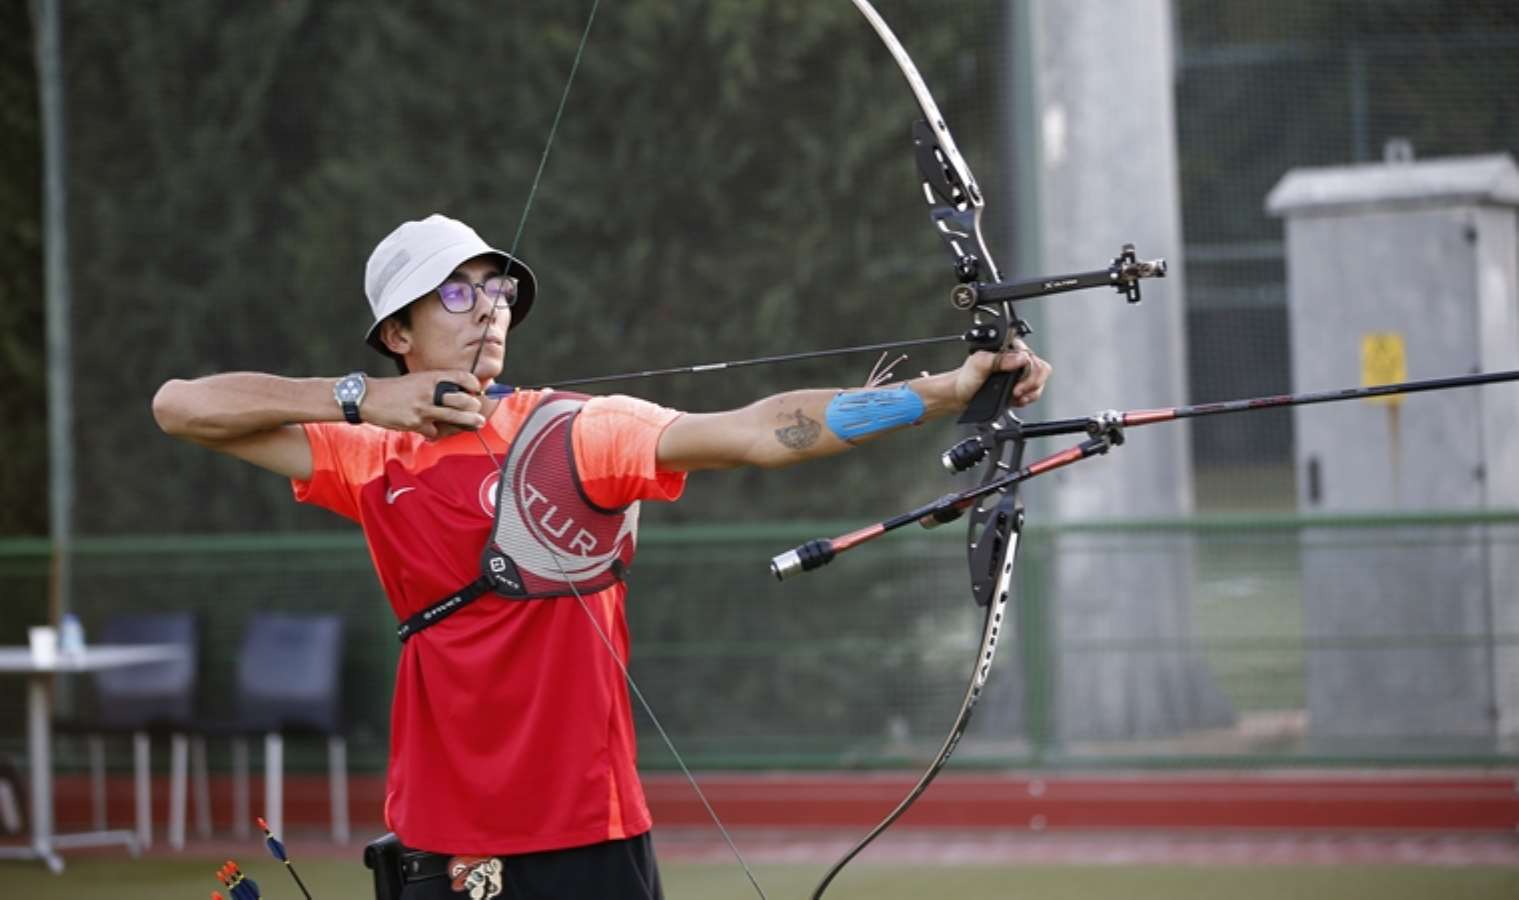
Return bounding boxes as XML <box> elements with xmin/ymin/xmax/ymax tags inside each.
<box><xmin>5</xmin><ymin>514</ymin><xmax>1516</xmax><ymax>773</ymax></box>
<box><xmin>1176</xmin><ymin>0</ymin><xmax>1519</xmax><ymax>501</ymax></box>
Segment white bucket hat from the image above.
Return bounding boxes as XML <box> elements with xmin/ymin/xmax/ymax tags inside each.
<box><xmin>362</xmin><ymin>214</ymin><xmax>538</xmax><ymax>358</ymax></box>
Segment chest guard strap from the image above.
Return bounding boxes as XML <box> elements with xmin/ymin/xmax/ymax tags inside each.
<box><xmin>397</xmin><ymin>391</ymin><xmax>641</xmax><ymax>642</ymax></box>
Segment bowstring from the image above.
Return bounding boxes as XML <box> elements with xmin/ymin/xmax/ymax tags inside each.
<box><xmin>464</xmin><ymin>0</ymin><xmax>601</xmax><ymax>382</ymax></box>
<box><xmin>456</xmin><ymin>3</ymin><xmax>766</xmax><ymax>896</ymax></box>
<box><xmin>463</xmin><ymin>428</ymin><xmax>769</xmax><ymax>900</ymax></box>
<box><xmin>552</xmin><ymin>553</ymin><xmax>770</xmax><ymax>900</ymax></box>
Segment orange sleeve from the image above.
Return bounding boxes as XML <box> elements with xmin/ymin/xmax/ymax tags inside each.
<box><xmin>572</xmin><ymin>394</ymin><xmax>687</xmax><ymax>510</ymax></box>
<box><xmin>291</xmin><ymin>422</ymin><xmax>392</xmax><ymax>521</ymax></box>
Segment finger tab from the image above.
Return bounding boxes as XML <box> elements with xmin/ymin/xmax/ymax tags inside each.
<box><xmin>433</xmin><ymin>381</ymin><xmax>461</xmax><ymax>406</ymax></box>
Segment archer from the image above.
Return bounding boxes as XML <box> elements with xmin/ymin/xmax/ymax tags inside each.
<box><xmin>152</xmin><ymin>212</ymin><xmax>1051</xmax><ymax>900</ymax></box>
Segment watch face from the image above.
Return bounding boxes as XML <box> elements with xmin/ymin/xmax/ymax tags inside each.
<box><xmin>336</xmin><ymin>375</ymin><xmax>364</xmax><ymax>402</ymax></box>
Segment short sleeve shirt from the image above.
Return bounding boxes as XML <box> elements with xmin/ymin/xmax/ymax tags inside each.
<box><xmin>293</xmin><ymin>390</ymin><xmax>685</xmax><ymax>854</ymax></box>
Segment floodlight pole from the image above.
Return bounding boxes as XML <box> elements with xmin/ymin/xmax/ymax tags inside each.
<box><xmin>34</xmin><ymin>0</ymin><xmax>74</xmax><ymax>624</ymax></box>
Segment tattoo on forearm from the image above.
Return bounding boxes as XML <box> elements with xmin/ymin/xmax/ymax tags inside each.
<box><xmin>774</xmin><ymin>409</ymin><xmax>821</xmax><ymax>450</ymax></box>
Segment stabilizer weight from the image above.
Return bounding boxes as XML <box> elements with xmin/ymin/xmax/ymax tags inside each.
<box><xmin>771</xmin><ymin>539</ymin><xmax>836</xmax><ymax>580</ymax></box>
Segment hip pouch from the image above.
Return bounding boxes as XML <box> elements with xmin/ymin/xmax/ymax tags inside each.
<box><xmin>362</xmin><ymin>831</ymin><xmax>404</xmax><ymax>900</ymax></box>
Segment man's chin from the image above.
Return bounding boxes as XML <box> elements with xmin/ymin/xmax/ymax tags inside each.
<box><xmin>471</xmin><ymin>354</ymin><xmax>505</xmax><ymax>382</ymax></box>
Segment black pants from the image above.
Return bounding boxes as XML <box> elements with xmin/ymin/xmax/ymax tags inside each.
<box><xmin>398</xmin><ymin>833</ymin><xmax>663</xmax><ymax>900</ymax></box>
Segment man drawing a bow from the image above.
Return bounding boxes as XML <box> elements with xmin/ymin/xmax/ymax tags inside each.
<box><xmin>153</xmin><ymin>213</ymin><xmax>1051</xmax><ymax>898</ymax></box>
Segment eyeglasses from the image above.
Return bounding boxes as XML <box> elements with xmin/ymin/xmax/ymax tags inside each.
<box><xmin>436</xmin><ymin>275</ymin><xmax>518</xmax><ymax>313</ymax></box>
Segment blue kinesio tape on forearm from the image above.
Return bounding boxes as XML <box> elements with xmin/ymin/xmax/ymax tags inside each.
<box><xmin>825</xmin><ymin>386</ymin><xmax>926</xmax><ymax>441</ymax></box>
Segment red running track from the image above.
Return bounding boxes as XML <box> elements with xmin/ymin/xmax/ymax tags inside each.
<box><xmin>641</xmin><ymin>771</ymin><xmax>1519</xmax><ymax>831</ymax></box>
<box><xmin>33</xmin><ymin>770</ymin><xmax>1519</xmax><ymax>835</ymax></box>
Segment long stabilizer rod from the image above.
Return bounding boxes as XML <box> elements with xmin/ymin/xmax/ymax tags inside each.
<box><xmin>777</xmin><ymin>366</ymin><xmax>1519</xmax><ymax>578</ymax></box>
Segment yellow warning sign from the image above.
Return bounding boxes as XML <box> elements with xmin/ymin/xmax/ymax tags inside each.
<box><xmin>1360</xmin><ymin>332</ymin><xmax>1406</xmax><ymax>406</ymax></box>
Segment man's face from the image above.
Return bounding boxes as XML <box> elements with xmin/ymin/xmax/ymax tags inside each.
<box><xmin>396</xmin><ymin>254</ymin><xmax>512</xmax><ymax>380</ymax></box>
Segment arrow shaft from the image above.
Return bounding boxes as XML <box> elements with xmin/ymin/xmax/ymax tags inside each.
<box><xmin>1134</xmin><ymin>367</ymin><xmax>1519</xmax><ymax>425</ymax></box>
<box><xmin>485</xmin><ymin>333</ymin><xmax>967</xmax><ymax>394</ymax></box>
<box><xmin>1019</xmin><ymin>368</ymin><xmax>1519</xmax><ymax>438</ymax></box>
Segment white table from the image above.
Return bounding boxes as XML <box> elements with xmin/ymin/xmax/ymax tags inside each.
<box><xmin>0</xmin><ymin>644</ymin><xmax>185</xmax><ymax>872</ymax></box>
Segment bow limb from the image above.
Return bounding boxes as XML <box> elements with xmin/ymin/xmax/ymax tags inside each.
<box><xmin>811</xmin><ymin>4</ymin><xmax>1029</xmax><ymax>897</ymax></box>
<box><xmin>809</xmin><ymin>428</ymin><xmax>1025</xmax><ymax>900</ymax></box>
<box><xmin>849</xmin><ymin>0</ymin><xmax>995</xmax><ymax>275</ymax></box>
<box><xmin>851</xmin><ymin>0</ymin><xmax>1029</xmax><ymax>429</ymax></box>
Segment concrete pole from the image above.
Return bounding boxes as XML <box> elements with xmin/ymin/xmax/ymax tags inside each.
<box><xmin>33</xmin><ymin>0</ymin><xmax>74</xmax><ymax>625</ymax></box>
<box><xmin>1014</xmin><ymin>0</ymin><xmax>1230</xmax><ymax>741</ymax></box>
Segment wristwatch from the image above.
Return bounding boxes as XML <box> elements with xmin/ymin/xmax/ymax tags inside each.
<box><xmin>334</xmin><ymin>371</ymin><xmax>367</xmax><ymax>424</ymax></box>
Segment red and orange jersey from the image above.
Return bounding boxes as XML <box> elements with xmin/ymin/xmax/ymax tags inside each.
<box><xmin>293</xmin><ymin>390</ymin><xmax>685</xmax><ymax>854</ymax></box>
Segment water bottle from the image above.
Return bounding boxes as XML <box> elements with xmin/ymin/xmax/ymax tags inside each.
<box><xmin>60</xmin><ymin>612</ymin><xmax>85</xmax><ymax>659</ymax></box>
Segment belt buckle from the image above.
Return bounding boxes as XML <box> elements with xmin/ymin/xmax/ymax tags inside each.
<box><xmin>447</xmin><ymin>855</ymin><xmax>504</xmax><ymax>899</ymax></box>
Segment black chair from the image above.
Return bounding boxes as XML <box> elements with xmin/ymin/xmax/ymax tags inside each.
<box><xmin>55</xmin><ymin>612</ymin><xmax>208</xmax><ymax>850</ymax></box>
<box><xmin>225</xmin><ymin>613</ymin><xmax>348</xmax><ymax>843</ymax></box>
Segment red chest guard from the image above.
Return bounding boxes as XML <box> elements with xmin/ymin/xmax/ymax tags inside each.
<box><xmin>396</xmin><ymin>391</ymin><xmax>639</xmax><ymax>642</ymax></box>
<box><xmin>480</xmin><ymin>391</ymin><xmax>639</xmax><ymax>597</ymax></box>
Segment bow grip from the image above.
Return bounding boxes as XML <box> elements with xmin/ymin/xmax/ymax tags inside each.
<box><xmin>957</xmin><ymin>365</ymin><xmax>1025</xmax><ymax>425</ymax></box>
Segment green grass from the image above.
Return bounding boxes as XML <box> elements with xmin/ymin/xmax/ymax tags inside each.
<box><xmin>3</xmin><ymin>857</ymin><xmax>1517</xmax><ymax>900</ymax></box>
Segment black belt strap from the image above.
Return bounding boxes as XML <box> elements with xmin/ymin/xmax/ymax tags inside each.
<box><xmin>396</xmin><ymin>576</ymin><xmax>493</xmax><ymax>643</ymax></box>
<box><xmin>399</xmin><ymin>847</ymin><xmax>456</xmax><ymax>883</ymax></box>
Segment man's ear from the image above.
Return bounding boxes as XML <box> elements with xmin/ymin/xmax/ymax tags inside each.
<box><xmin>379</xmin><ymin>317</ymin><xmax>411</xmax><ymax>358</ymax></box>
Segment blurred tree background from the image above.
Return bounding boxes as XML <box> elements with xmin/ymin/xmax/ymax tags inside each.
<box><xmin>10</xmin><ymin>0</ymin><xmax>1007</xmax><ymax>539</ymax></box>
<box><xmin>5</xmin><ymin>0</ymin><xmax>1516</xmax><ymax>537</ymax></box>
<box><xmin>1</xmin><ymin>0</ymin><xmax>44</xmax><ymax>535</ymax></box>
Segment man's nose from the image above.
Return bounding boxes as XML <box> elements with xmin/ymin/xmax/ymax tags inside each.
<box><xmin>470</xmin><ymin>286</ymin><xmax>493</xmax><ymax>318</ymax></box>
<box><xmin>472</xmin><ymin>287</ymin><xmax>509</xmax><ymax>324</ymax></box>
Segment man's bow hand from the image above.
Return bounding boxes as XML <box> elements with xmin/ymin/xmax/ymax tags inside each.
<box><xmin>954</xmin><ymin>342</ymin><xmax>1052</xmax><ymax>410</ymax></box>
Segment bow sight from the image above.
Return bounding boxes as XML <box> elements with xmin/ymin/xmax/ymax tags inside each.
<box><xmin>950</xmin><ymin>243</ymin><xmax>1168</xmax><ymax>311</ymax></box>
<box><xmin>952</xmin><ymin>243</ymin><xmax>1167</xmax><ymax>425</ymax></box>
